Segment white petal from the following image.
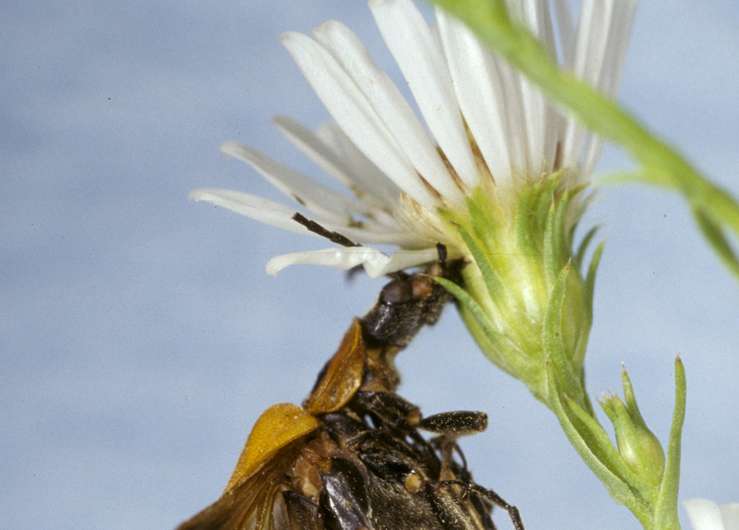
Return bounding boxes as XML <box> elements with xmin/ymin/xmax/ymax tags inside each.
<box><xmin>191</xmin><ymin>187</ymin><xmax>420</xmax><ymax>249</ymax></box>
<box><xmin>326</xmin><ymin>224</ymin><xmax>426</xmax><ymax>247</ymax></box>
<box><xmin>275</xmin><ymin>119</ymin><xmax>402</xmax><ymax>229</ymax></box>
<box><xmin>313</xmin><ymin>20</ymin><xmax>464</xmax><ymax>204</ymax></box>
<box><xmin>267</xmin><ymin>248</ymin><xmax>383</xmax><ymax>276</ymax></box>
<box><xmin>266</xmin><ymin>246</ymin><xmax>439</xmax><ymax>277</ymax></box>
<box><xmin>436</xmin><ymin>9</ymin><xmax>515</xmax><ymax>187</ymax></box>
<box><xmin>221</xmin><ymin>141</ymin><xmax>362</xmax><ymax>224</ymax></box>
<box><xmin>506</xmin><ymin>0</ymin><xmax>559</xmax><ymax>176</ymax></box>
<box><xmin>554</xmin><ymin>0</ymin><xmax>575</xmax><ymax>67</ymax></box>
<box><xmin>721</xmin><ymin>504</ymin><xmax>739</xmax><ymax>530</ymax></box>
<box><xmin>578</xmin><ymin>0</ymin><xmax>637</xmax><ymax>176</ymax></box>
<box><xmin>685</xmin><ymin>499</ymin><xmax>725</xmax><ymax>530</ymax></box>
<box><xmin>601</xmin><ymin>0</ymin><xmax>637</xmax><ymax>98</ymax></box>
<box><xmin>370</xmin><ymin>0</ymin><xmax>479</xmax><ymax>189</ymax></box>
<box><xmin>281</xmin><ymin>31</ymin><xmax>438</xmax><ymax>207</ymax></box>
<box><xmin>189</xmin><ymin>188</ymin><xmax>308</xmax><ymax>235</ymax></box>
<box><xmin>315</xmin><ymin>121</ymin><xmax>401</xmax><ymax>207</ymax></box>
<box><xmin>560</xmin><ymin>0</ymin><xmax>617</xmax><ymax>173</ymax></box>
<box><xmin>273</xmin><ymin>115</ymin><xmax>359</xmax><ymax>191</ymax></box>
<box><xmin>375</xmin><ymin>247</ymin><xmax>443</xmax><ymax>275</ymax></box>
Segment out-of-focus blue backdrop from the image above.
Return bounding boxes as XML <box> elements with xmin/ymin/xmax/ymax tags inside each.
<box><xmin>2</xmin><ymin>1</ymin><xmax>737</xmax><ymax>529</ymax></box>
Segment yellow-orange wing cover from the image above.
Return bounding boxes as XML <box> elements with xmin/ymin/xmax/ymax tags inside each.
<box><xmin>303</xmin><ymin>319</ymin><xmax>366</xmax><ymax>415</ymax></box>
<box><xmin>177</xmin><ymin>404</ymin><xmax>319</xmax><ymax>530</ymax></box>
<box><xmin>226</xmin><ymin>403</ymin><xmax>319</xmax><ymax>492</ymax></box>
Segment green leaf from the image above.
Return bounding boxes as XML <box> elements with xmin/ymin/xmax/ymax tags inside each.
<box><xmin>652</xmin><ymin>358</ymin><xmax>687</xmax><ymax>530</ymax></box>
<box><xmin>597</xmin><ymin>170</ymin><xmax>673</xmax><ymax>189</ymax></box>
<box><xmin>693</xmin><ymin>208</ymin><xmax>739</xmax><ymax>279</ymax></box>
<box><xmin>428</xmin><ymin>0</ymin><xmax>739</xmax><ymax>279</ymax></box>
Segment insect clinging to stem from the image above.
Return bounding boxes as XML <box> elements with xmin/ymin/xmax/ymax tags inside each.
<box><xmin>178</xmin><ymin>257</ymin><xmax>524</xmax><ymax>530</ymax></box>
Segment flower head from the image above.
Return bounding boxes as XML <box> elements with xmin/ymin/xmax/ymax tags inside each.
<box><xmin>685</xmin><ymin>499</ymin><xmax>739</xmax><ymax>530</ymax></box>
<box><xmin>192</xmin><ymin>0</ymin><xmax>635</xmax><ymax>279</ymax></box>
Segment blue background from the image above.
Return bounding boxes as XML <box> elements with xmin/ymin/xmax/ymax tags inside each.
<box><xmin>2</xmin><ymin>1</ymin><xmax>737</xmax><ymax>529</ymax></box>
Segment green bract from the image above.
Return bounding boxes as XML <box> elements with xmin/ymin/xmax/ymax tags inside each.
<box><xmin>438</xmin><ymin>176</ymin><xmax>596</xmax><ymax>406</ymax></box>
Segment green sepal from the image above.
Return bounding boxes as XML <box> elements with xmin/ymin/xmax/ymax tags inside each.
<box><xmin>651</xmin><ymin>358</ymin><xmax>687</xmax><ymax>530</ymax></box>
<box><xmin>585</xmin><ymin>242</ymin><xmax>605</xmax><ymax>322</ymax></box>
<box><xmin>574</xmin><ymin>225</ymin><xmax>600</xmax><ymax>271</ymax></box>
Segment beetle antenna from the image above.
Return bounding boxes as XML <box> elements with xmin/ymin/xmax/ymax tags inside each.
<box><xmin>292</xmin><ymin>213</ymin><xmax>359</xmax><ymax>247</ymax></box>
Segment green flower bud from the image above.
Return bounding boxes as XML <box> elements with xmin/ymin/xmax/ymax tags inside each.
<box><xmin>601</xmin><ymin>370</ymin><xmax>666</xmax><ymax>487</ymax></box>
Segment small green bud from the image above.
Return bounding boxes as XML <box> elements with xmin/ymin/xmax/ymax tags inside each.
<box><xmin>600</xmin><ymin>370</ymin><xmax>665</xmax><ymax>488</ymax></box>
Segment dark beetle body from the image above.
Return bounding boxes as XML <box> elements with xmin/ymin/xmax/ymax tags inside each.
<box><xmin>360</xmin><ymin>265</ymin><xmax>450</xmax><ymax>349</ymax></box>
<box><xmin>177</xmin><ymin>262</ymin><xmax>523</xmax><ymax>530</ymax></box>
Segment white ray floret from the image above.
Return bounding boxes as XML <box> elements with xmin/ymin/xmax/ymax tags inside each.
<box><xmin>192</xmin><ymin>0</ymin><xmax>636</xmax><ymax>277</ymax></box>
<box><xmin>685</xmin><ymin>499</ymin><xmax>739</xmax><ymax>530</ymax></box>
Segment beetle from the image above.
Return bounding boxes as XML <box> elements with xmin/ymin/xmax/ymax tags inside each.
<box><xmin>177</xmin><ymin>263</ymin><xmax>524</xmax><ymax>530</ymax></box>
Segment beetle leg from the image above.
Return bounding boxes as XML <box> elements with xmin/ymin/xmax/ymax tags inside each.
<box><xmin>352</xmin><ymin>390</ymin><xmax>421</xmax><ymax>430</ymax></box>
<box><xmin>439</xmin><ymin>480</ymin><xmax>525</xmax><ymax>530</ymax></box>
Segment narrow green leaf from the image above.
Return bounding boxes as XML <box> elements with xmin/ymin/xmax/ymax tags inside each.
<box><xmin>652</xmin><ymin>358</ymin><xmax>687</xmax><ymax>530</ymax></box>
<box><xmin>597</xmin><ymin>170</ymin><xmax>672</xmax><ymax>189</ymax></box>
<box><xmin>693</xmin><ymin>208</ymin><xmax>739</xmax><ymax>279</ymax></box>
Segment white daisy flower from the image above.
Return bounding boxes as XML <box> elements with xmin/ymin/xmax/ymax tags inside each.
<box><xmin>685</xmin><ymin>499</ymin><xmax>739</xmax><ymax>530</ymax></box>
<box><xmin>193</xmin><ymin>0</ymin><xmax>637</xmax><ymax>400</ymax></box>
<box><xmin>192</xmin><ymin>0</ymin><xmax>636</xmax><ymax>278</ymax></box>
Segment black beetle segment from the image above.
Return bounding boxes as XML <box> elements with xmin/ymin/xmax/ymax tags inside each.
<box><xmin>320</xmin><ymin>457</ymin><xmax>372</xmax><ymax>530</ymax></box>
<box><xmin>420</xmin><ymin>411</ymin><xmax>489</xmax><ymax>437</ymax></box>
<box><xmin>353</xmin><ymin>391</ymin><xmax>421</xmax><ymax>430</ymax></box>
<box><xmin>282</xmin><ymin>491</ymin><xmax>323</xmax><ymax>530</ymax></box>
<box><xmin>360</xmin><ymin>270</ymin><xmax>450</xmax><ymax>348</ymax></box>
